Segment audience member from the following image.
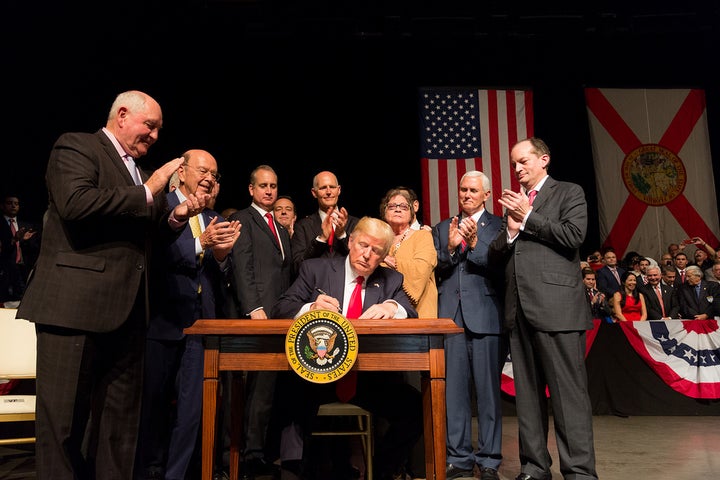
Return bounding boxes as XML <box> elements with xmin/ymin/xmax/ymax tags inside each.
<box><xmin>380</xmin><ymin>187</ymin><xmax>438</xmax><ymax>318</ymax></box>
<box><xmin>677</xmin><ymin>265</ymin><xmax>720</xmax><ymax>319</ymax></box>
<box><xmin>621</xmin><ymin>251</ymin><xmax>642</xmax><ymax>271</ymax></box>
<box><xmin>271</xmin><ymin>217</ymin><xmax>421</xmax><ymax>480</ymax></box>
<box><xmin>659</xmin><ymin>253</ymin><xmax>674</xmax><ymax>268</ymax></box>
<box><xmin>17</xmin><ymin>90</ymin><xmax>204</xmax><ymax>480</ymax></box>
<box><xmin>137</xmin><ymin>150</ymin><xmax>240</xmax><ymax>480</ymax></box>
<box><xmin>582</xmin><ymin>268</ymin><xmax>613</xmax><ymax>320</ymax></box>
<box><xmin>292</xmin><ymin>170</ymin><xmax>359</xmax><ymax>271</ymax></box>
<box><xmin>661</xmin><ymin>264</ymin><xmax>677</xmax><ymax>288</ymax></box>
<box><xmin>596</xmin><ymin>248</ymin><xmax>625</xmax><ymax>296</ymax></box>
<box><xmin>638</xmin><ymin>265</ymin><xmax>679</xmax><ymax>320</ymax></box>
<box><xmin>693</xmin><ymin>242</ymin><xmax>715</xmax><ymax>271</ymax></box>
<box><xmin>673</xmin><ymin>251</ymin><xmax>690</xmax><ymax>287</ymax></box>
<box><xmin>586</xmin><ymin>249</ymin><xmax>604</xmax><ymax>271</ymax></box>
<box><xmin>636</xmin><ymin>257</ymin><xmax>650</xmax><ymax>285</ymax></box>
<box><xmin>705</xmin><ymin>259</ymin><xmax>720</xmax><ymax>283</ymax></box>
<box><xmin>432</xmin><ymin>171</ymin><xmax>504</xmax><ymax>480</ymax></box>
<box><xmin>0</xmin><ymin>194</ymin><xmax>41</xmax><ymax>301</ymax></box>
<box><xmin>227</xmin><ymin>165</ymin><xmax>293</xmax><ymax>478</ymax></box>
<box><xmin>273</xmin><ymin>195</ymin><xmax>297</xmax><ymax>238</ymax></box>
<box><xmin>489</xmin><ymin>137</ymin><xmax>597</xmax><ymax>480</ymax></box>
<box><xmin>667</xmin><ymin>242</ymin><xmax>680</xmax><ymax>259</ymax></box>
<box><xmin>612</xmin><ymin>271</ymin><xmax>647</xmax><ymax>321</ymax></box>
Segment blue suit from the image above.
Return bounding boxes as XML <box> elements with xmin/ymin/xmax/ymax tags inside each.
<box><xmin>596</xmin><ymin>264</ymin><xmax>625</xmax><ymax>296</ymax></box>
<box><xmin>432</xmin><ymin>210</ymin><xmax>505</xmax><ymax>472</ymax></box>
<box><xmin>137</xmin><ymin>191</ymin><xmax>229</xmax><ymax>480</ymax></box>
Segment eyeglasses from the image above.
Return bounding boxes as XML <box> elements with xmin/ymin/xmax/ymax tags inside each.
<box><xmin>184</xmin><ymin>163</ymin><xmax>221</xmax><ymax>182</ymax></box>
<box><xmin>386</xmin><ymin>203</ymin><xmax>410</xmax><ymax>211</ymax></box>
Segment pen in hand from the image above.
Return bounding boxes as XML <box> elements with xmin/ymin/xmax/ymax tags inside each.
<box><xmin>314</xmin><ymin>288</ymin><xmax>340</xmax><ymax>312</ymax></box>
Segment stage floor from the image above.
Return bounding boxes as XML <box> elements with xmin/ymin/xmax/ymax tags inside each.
<box><xmin>2</xmin><ymin>415</ymin><xmax>719</xmax><ymax>479</ymax></box>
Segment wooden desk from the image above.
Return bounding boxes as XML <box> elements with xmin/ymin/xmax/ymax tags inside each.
<box><xmin>184</xmin><ymin>318</ymin><xmax>462</xmax><ymax>480</ymax></box>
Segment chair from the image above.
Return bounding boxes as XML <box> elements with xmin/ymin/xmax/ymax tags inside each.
<box><xmin>0</xmin><ymin>308</ymin><xmax>37</xmax><ymax>445</ymax></box>
<box><xmin>311</xmin><ymin>401</ymin><xmax>373</xmax><ymax>480</ymax></box>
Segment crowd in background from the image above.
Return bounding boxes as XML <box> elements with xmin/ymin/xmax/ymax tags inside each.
<box><xmin>581</xmin><ymin>239</ymin><xmax>720</xmax><ymax>323</ymax></box>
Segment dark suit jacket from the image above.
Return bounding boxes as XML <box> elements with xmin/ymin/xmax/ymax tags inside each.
<box><xmin>489</xmin><ymin>176</ymin><xmax>592</xmax><ymax>331</ymax></box>
<box><xmin>677</xmin><ymin>280</ymin><xmax>720</xmax><ymax>319</ymax></box>
<box><xmin>638</xmin><ymin>283</ymin><xmax>680</xmax><ymax>319</ymax></box>
<box><xmin>291</xmin><ymin>211</ymin><xmax>359</xmax><ymax>271</ymax></box>
<box><xmin>272</xmin><ymin>256</ymin><xmax>417</xmax><ymax>319</ymax></box>
<box><xmin>228</xmin><ymin>205</ymin><xmax>293</xmax><ymax>315</ymax></box>
<box><xmin>147</xmin><ymin>191</ymin><xmax>228</xmax><ymax>341</ymax></box>
<box><xmin>432</xmin><ymin>210</ymin><xmax>503</xmax><ymax>334</ymax></box>
<box><xmin>596</xmin><ymin>265</ymin><xmax>626</xmax><ymax>296</ymax></box>
<box><xmin>18</xmin><ymin>130</ymin><xmax>174</xmax><ymax>331</ymax></box>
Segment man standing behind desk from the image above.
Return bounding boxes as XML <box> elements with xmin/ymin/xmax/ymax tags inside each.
<box><xmin>489</xmin><ymin>137</ymin><xmax>598</xmax><ymax>480</ymax></box>
<box><xmin>227</xmin><ymin>165</ymin><xmax>293</xmax><ymax>478</ymax></box>
<box><xmin>292</xmin><ymin>170</ymin><xmax>359</xmax><ymax>270</ymax></box>
<box><xmin>137</xmin><ymin>149</ymin><xmax>240</xmax><ymax>480</ymax></box>
<box><xmin>17</xmin><ymin>90</ymin><xmax>208</xmax><ymax>480</ymax></box>
<box><xmin>432</xmin><ymin>171</ymin><xmax>505</xmax><ymax>480</ymax></box>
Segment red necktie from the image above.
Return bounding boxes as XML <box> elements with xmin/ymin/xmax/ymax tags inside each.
<box><xmin>680</xmin><ymin>270</ymin><xmax>685</xmax><ymax>283</ymax></box>
<box><xmin>8</xmin><ymin>219</ymin><xmax>22</xmax><ymax>264</ymax></box>
<box><xmin>655</xmin><ymin>285</ymin><xmax>666</xmax><ymax>317</ymax></box>
<box><xmin>336</xmin><ymin>275</ymin><xmax>363</xmax><ymax>402</ymax></box>
<box><xmin>265</xmin><ymin>212</ymin><xmax>280</xmax><ymax>246</ymax></box>
<box><xmin>328</xmin><ymin>225</ymin><xmax>335</xmax><ymax>253</ymax></box>
<box><xmin>528</xmin><ymin>190</ymin><xmax>538</xmax><ymax>205</ymax></box>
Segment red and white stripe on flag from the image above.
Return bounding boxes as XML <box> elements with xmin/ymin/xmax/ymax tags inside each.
<box><xmin>585</xmin><ymin>88</ymin><xmax>719</xmax><ymax>259</ymax></box>
<box><xmin>419</xmin><ymin>88</ymin><xmax>533</xmax><ymax>227</ymax></box>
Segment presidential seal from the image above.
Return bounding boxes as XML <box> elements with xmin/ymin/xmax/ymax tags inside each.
<box><xmin>621</xmin><ymin>143</ymin><xmax>686</xmax><ymax>206</ymax></box>
<box><xmin>285</xmin><ymin>309</ymin><xmax>358</xmax><ymax>384</ymax></box>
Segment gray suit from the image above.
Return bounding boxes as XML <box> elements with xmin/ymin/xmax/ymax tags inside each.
<box><xmin>489</xmin><ymin>176</ymin><xmax>597</xmax><ymax>480</ymax></box>
<box><xmin>433</xmin><ymin>210</ymin><xmax>505</xmax><ymax>472</ymax></box>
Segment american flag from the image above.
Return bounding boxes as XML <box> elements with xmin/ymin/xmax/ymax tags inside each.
<box><xmin>419</xmin><ymin>88</ymin><xmax>534</xmax><ymax>226</ymax></box>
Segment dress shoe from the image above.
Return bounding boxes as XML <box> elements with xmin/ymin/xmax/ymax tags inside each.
<box><xmin>515</xmin><ymin>472</ymin><xmax>552</xmax><ymax>480</ymax></box>
<box><xmin>241</xmin><ymin>457</ymin><xmax>276</xmax><ymax>479</ymax></box>
<box><xmin>479</xmin><ymin>466</ymin><xmax>500</xmax><ymax>480</ymax></box>
<box><xmin>446</xmin><ymin>463</ymin><xmax>473</xmax><ymax>479</ymax></box>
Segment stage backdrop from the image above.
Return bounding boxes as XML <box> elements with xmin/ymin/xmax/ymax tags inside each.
<box><xmin>418</xmin><ymin>88</ymin><xmax>533</xmax><ymax>227</ymax></box>
<box><xmin>585</xmin><ymin>88</ymin><xmax>719</xmax><ymax>261</ymax></box>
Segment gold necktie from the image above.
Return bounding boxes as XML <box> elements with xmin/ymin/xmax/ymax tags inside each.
<box><xmin>189</xmin><ymin>214</ymin><xmax>204</xmax><ymax>293</ymax></box>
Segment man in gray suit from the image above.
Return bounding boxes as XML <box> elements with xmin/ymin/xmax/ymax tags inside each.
<box><xmin>18</xmin><ymin>90</ymin><xmax>207</xmax><ymax>480</ymax></box>
<box><xmin>489</xmin><ymin>138</ymin><xmax>598</xmax><ymax>480</ymax></box>
<box><xmin>432</xmin><ymin>171</ymin><xmax>505</xmax><ymax>480</ymax></box>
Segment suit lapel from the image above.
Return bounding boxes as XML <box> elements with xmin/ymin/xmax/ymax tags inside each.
<box><xmin>531</xmin><ymin>176</ymin><xmax>556</xmax><ymax>210</ymax></box>
<box><xmin>100</xmin><ymin>134</ymin><xmax>138</xmax><ymax>186</ymax></box>
<box><xmin>252</xmin><ymin>207</ymin><xmax>281</xmax><ymax>251</ymax></box>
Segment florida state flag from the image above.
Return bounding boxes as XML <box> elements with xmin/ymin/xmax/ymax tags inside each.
<box><xmin>585</xmin><ymin>88</ymin><xmax>719</xmax><ymax>259</ymax></box>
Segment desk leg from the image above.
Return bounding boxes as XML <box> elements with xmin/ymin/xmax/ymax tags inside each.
<box><xmin>202</xmin><ymin>347</ymin><xmax>220</xmax><ymax>480</ymax></box>
<box><xmin>421</xmin><ymin>375</ymin><xmax>434</xmax><ymax>479</ymax></box>
<box><xmin>429</xmin><ymin>377</ymin><xmax>447</xmax><ymax>480</ymax></box>
<box><xmin>229</xmin><ymin>373</ymin><xmax>244</xmax><ymax>480</ymax></box>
